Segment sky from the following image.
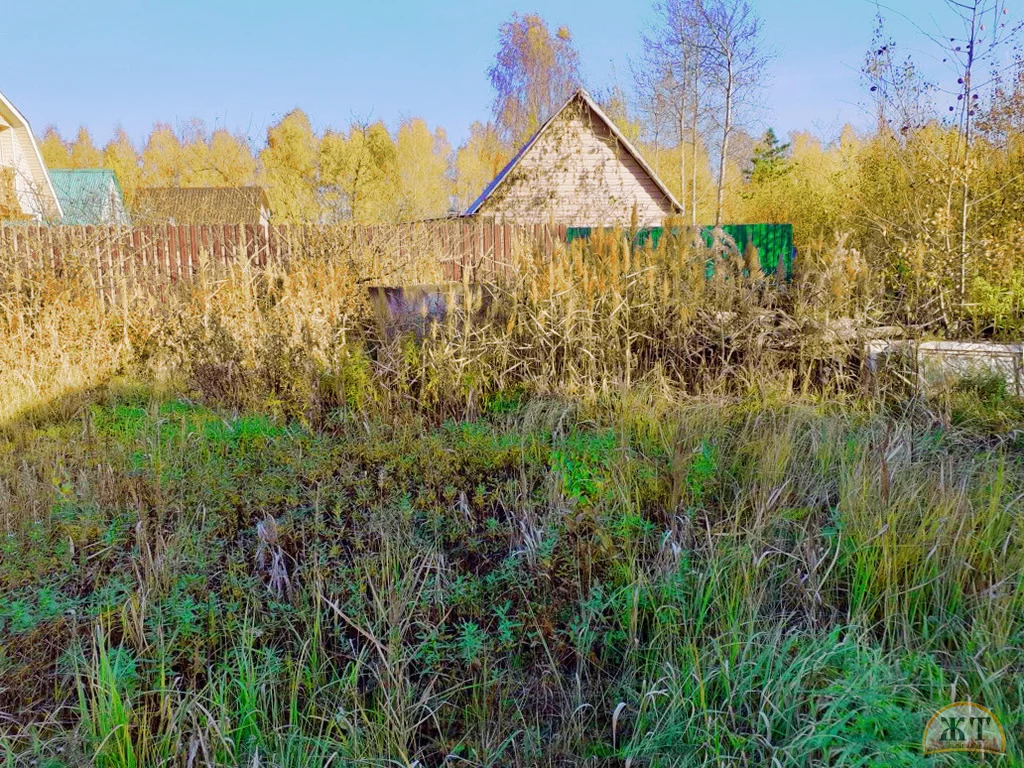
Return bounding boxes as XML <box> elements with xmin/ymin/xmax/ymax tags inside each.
<box><xmin>0</xmin><ymin>1</ymin><xmax>983</xmax><ymax>151</ymax></box>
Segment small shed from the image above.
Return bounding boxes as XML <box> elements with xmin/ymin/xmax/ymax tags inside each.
<box><xmin>466</xmin><ymin>88</ymin><xmax>681</xmax><ymax>227</ymax></box>
<box><xmin>49</xmin><ymin>169</ymin><xmax>130</xmax><ymax>226</ymax></box>
<box><xmin>0</xmin><ymin>88</ymin><xmax>62</xmax><ymax>222</ymax></box>
<box><xmin>134</xmin><ymin>186</ymin><xmax>270</xmax><ymax>226</ymax></box>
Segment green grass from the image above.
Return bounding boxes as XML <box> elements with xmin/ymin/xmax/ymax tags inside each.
<box><xmin>1</xmin><ymin>386</ymin><xmax>1022</xmax><ymax>766</ymax></box>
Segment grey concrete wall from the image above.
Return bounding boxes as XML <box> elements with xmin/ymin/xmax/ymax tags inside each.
<box><xmin>866</xmin><ymin>339</ymin><xmax>1024</xmax><ymax>394</ymax></box>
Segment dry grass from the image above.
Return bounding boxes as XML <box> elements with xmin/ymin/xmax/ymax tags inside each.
<box><xmin>0</xmin><ymin>228</ymin><xmax>1020</xmax><ymax>766</ymax></box>
<box><xmin>0</xmin><ymin>223</ymin><xmax>873</xmax><ymax>428</ymax></box>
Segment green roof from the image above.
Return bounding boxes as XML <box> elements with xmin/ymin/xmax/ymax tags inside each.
<box><xmin>48</xmin><ymin>169</ymin><xmax>130</xmax><ymax>226</ymax></box>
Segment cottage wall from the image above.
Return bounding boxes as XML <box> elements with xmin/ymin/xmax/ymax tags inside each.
<box><xmin>14</xmin><ymin>125</ymin><xmax>55</xmax><ymax>218</ymax></box>
<box><xmin>0</xmin><ymin>95</ymin><xmax>61</xmax><ymax>221</ymax></box>
<box><xmin>476</xmin><ymin>102</ymin><xmax>675</xmax><ymax>228</ymax></box>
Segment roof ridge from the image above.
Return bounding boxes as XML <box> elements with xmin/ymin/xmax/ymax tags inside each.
<box><xmin>139</xmin><ymin>185</ymin><xmax>265</xmax><ymax>190</ymax></box>
<box><xmin>49</xmin><ymin>168</ymin><xmax>115</xmax><ymax>174</ymax></box>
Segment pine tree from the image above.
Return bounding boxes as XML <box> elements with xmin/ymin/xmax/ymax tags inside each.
<box><xmin>745</xmin><ymin>128</ymin><xmax>790</xmax><ymax>183</ymax></box>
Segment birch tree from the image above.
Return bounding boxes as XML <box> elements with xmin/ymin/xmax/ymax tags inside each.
<box><xmin>258</xmin><ymin>110</ymin><xmax>320</xmax><ymax>223</ymax></box>
<box><xmin>396</xmin><ymin>118</ymin><xmax>453</xmax><ymax>220</ymax></box>
<box><xmin>455</xmin><ymin>122</ymin><xmax>510</xmax><ymax>211</ymax></box>
<box><xmin>69</xmin><ymin>127</ymin><xmax>103</xmax><ymax>169</ymax></box>
<box><xmin>696</xmin><ymin>0</ymin><xmax>769</xmax><ymax>225</ymax></box>
<box><xmin>863</xmin><ymin>2</ymin><xmax>1022</xmax><ymax>309</ymax></box>
<box><xmin>102</xmin><ymin>129</ymin><xmax>142</xmax><ymax>207</ymax></box>
<box><xmin>489</xmin><ymin>14</ymin><xmax>581</xmax><ymax>148</ymax></box>
<box><xmin>636</xmin><ymin>0</ymin><xmax>711</xmax><ymax>224</ymax></box>
<box><xmin>39</xmin><ymin>128</ymin><xmax>70</xmax><ymax>169</ymax></box>
<box><xmin>940</xmin><ymin>0</ymin><xmax>1022</xmax><ymax>302</ymax></box>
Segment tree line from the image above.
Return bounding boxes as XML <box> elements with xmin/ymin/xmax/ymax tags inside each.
<box><xmin>37</xmin><ymin>3</ymin><xmax>1024</xmax><ymax>333</ymax></box>
<box><xmin>37</xmin><ymin>12</ymin><xmax>750</xmax><ymax>229</ymax></box>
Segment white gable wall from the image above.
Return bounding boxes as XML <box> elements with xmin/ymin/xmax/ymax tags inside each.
<box><xmin>13</xmin><ymin>124</ymin><xmax>55</xmax><ymax>218</ymax></box>
<box><xmin>477</xmin><ymin>102</ymin><xmax>676</xmax><ymax>227</ymax></box>
<box><xmin>0</xmin><ymin>91</ymin><xmax>61</xmax><ymax>221</ymax></box>
<box><xmin>0</xmin><ymin>124</ymin><xmax>14</xmax><ymax>165</ymax></box>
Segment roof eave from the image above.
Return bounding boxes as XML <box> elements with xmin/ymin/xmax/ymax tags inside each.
<box><xmin>464</xmin><ymin>114</ymin><xmax>559</xmax><ymax>216</ymax></box>
<box><xmin>575</xmin><ymin>89</ymin><xmax>684</xmax><ymax>214</ymax></box>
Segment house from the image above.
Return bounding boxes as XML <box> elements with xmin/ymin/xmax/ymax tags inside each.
<box><xmin>466</xmin><ymin>88</ymin><xmax>681</xmax><ymax>227</ymax></box>
<box><xmin>134</xmin><ymin>187</ymin><xmax>270</xmax><ymax>226</ymax></box>
<box><xmin>0</xmin><ymin>89</ymin><xmax>62</xmax><ymax>221</ymax></box>
<box><xmin>49</xmin><ymin>169</ymin><xmax>131</xmax><ymax>226</ymax></box>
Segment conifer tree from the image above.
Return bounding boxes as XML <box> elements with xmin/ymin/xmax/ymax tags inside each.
<box><xmin>745</xmin><ymin>128</ymin><xmax>790</xmax><ymax>183</ymax></box>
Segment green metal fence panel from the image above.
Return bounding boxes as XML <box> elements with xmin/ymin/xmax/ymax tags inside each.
<box><xmin>702</xmin><ymin>224</ymin><xmax>795</xmax><ymax>280</ymax></box>
<box><xmin>564</xmin><ymin>224</ymin><xmax>795</xmax><ymax>280</ymax></box>
<box><xmin>566</xmin><ymin>227</ymin><xmax>592</xmax><ymax>243</ymax></box>
<box><xmin>561</xmin><ymin>222</ymin><xmax>790</xmax><ymax>280</ymax></box>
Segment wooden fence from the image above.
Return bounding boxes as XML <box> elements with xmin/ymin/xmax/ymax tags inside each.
<box><xmin>0</xmin><ymin>219</ymin><xmax>573</xmax><ymax>299</ymax></box>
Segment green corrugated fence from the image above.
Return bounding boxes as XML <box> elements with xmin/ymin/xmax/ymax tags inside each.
<box><xmin>565</xmin><ymin>223</ymin><xmax>795</xmax><ymax>280</ymax></box>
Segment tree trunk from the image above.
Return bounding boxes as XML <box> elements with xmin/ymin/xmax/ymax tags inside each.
<box><xmin>959</xmin><ymin>133</ymin><xmax>971</xmax><ymax>305</ymax></box>
<box><xmin>715</xmin><ymin>65</ymin><xmax>733</xmax><ymax>226</ymax></box>
<box><xmin>679</xmin><ymin>111</ymin><xmax>687</xmax><ymax>221</ymax></box>
<box><xmin>690</xmin><ymin>82</ymin><xmax>700</xmax><ymax>227</ymax></box>
<box><xmin>958</xmin><ymin>3</ymin><xmax>978</xmax><ymax>307</ymax></box>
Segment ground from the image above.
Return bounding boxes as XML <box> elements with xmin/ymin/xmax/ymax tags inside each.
<box><xmin>2</xmin><ymin>376</ymin><xmax>1021</xmax><ymax>767</ymax></box>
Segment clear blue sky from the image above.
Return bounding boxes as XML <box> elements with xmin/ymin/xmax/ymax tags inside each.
<box><xmin>2</xmin><ymin>1</ymin><xmax>967</xmax><ymax>150</ymax></box>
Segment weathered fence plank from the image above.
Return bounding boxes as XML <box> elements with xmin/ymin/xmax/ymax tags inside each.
<box><xmin>1</xmin><ymin>219</ymin><xmax>586</xmax><ymax>295</ymax></box>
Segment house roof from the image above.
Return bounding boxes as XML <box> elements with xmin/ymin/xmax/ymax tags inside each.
<box><xmin>134</xmin><ymin>186</ymin><xmax>270</xmax><ymax>225</ymax></box>
<box><xmin>465</xmin><ymin>88</ymin><xmax>683</xmax><ymax>217</ymax></box>
<box><xmin>0</xmin><ymin>89</ymin><xmax>63</xmax><ymax>220</ymax></box>
<box><xmin>49</xmin><ymin>169</ymin><xmax>128</xmax><ymax>226</ymax></box>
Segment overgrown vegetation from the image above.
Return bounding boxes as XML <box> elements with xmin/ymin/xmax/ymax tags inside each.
<box><xmin>1</xmin><ymin>232</ymin><xmax>1023</xmax><ymax>766</ymax></box>
<box><xmin>9</xmin><ymin>2</ymin><xmax>1024</xmax><ymax>764</ymax></box>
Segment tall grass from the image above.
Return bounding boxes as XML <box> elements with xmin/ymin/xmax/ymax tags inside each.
<box><xmin>0</xmin><ymin>224</ymin><xmax>869</xmax><ymax>428</ymax></box>
<box><xmin>0</xmin><ymin>229</ymin><xmax>1020</xmax><ymax>766</ymax></box>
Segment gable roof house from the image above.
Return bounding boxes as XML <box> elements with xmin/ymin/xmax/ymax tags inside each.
<box><xmin>49</xmin><ymin>169</ymin><xmax>131</xmax><ymax>226</ymax></box>
<box><xmin>133</xmin><ymin>187</ymin><xmax>270</xmax><ymax>226</ymax></box>
<box><xmin>466</xmin><ymin>88</ymin><xmax>681</xmax><ymax>227</ymax></box>
<box><xmin>0</xmin><ymin>89</ymin><xmax>62</xmax><ymax>222</ymax></box>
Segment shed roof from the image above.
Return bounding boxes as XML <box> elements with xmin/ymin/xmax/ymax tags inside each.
<box><xmin>134</xmin><ymin>186</ymin><xmax>269</xmax><ymax>224</ymax></box>
<box><xmin>49</xmin><ymin>169</ymin><xmax>128</xmax><ymax>226</ymax></box>
<box><xmin>465</xmin><ymin>88</ymin><xmax>682</xmax><ymax>217</ymax></box>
